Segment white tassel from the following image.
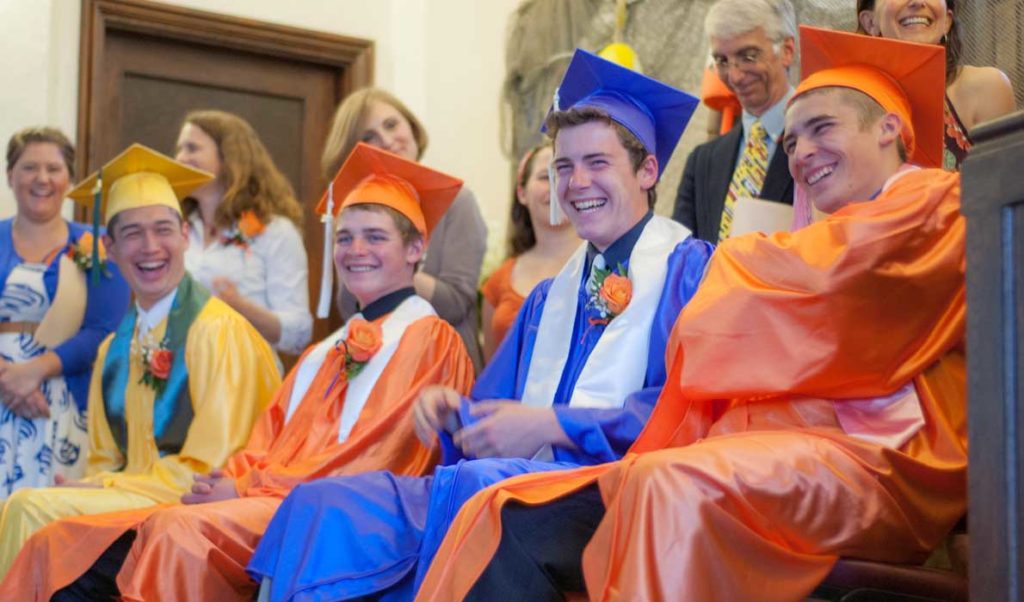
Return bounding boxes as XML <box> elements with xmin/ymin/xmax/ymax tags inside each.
<box><xmin>316</xmin><ymin>183</ymin><xmax>335</xmax><ymax>319</ymax></box>
<box><xmin>548</xmin><ymin>163</ymin><xmax>565</xmax><ymax>226</ymax></box>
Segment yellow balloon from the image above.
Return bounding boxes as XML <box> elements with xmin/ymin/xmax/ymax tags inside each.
<box><xmin>598</xmin><ymin>43</ymin><xmax>641</xmax><ymax>72</ymax></box>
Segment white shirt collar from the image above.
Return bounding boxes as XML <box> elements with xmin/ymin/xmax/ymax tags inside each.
<box><xmin>741</xmin><ymin>86</ymin><xmax>795</xmax><ymax>143</ymax></box>
<box><xmin>136</xmin><ymin>288</ymin><xmax>178</xmax><ymax>340</ymax></box>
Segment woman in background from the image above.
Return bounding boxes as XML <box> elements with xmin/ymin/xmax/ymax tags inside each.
<box><xmin>857</xmin><ymin>0</ymin><xmax>1016</xmax><ymax>169</ymax></box>
<box><xmin>174</xmin><ymin>110</ymin><xmax>312</xmax><ymax>358</ymax></box>
<box><xmin>0</xmin><ymin>127</ymin><xmax>130</xmax><ymax>497</ymax></box>
<box><xmin>481</xmin><ymin>144</ymin><xmax>578</xmax><ymax>362</ymax></box>
<box><xmin>321</xmin><ymin>88</ymin><xmax>487</xmax><ymax>370</ymax></box>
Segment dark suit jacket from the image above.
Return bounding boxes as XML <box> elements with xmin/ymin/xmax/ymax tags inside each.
<box><xmin>671</xmin><ymin>123</ymin><xmax>794</xmax><ymax>244</ymax></box>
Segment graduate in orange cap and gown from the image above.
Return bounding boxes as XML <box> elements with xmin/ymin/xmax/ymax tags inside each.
<box><xmin>0</xmin><ymin>144</ymin><xmax>281</xmax><ymax>580</ymax></box>
<box><xmin>418</xmin><ymin>26</ymin><xmax>967</xmax><ymax>601</ymax></box>
<box><xmin>0</xmin><ymin>143</ymin><xmax>475</xmax><ymax>601</ymax></box>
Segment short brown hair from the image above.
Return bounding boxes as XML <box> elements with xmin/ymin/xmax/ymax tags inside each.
<box><xmin>6</xmin><ymin>127</ymin><xmax>75</xmax><ymax>179</ymax></box>
<box><xmin>180</xmin><ymin>110</ymin><xmax>303</xmax><ymax>230</ymax></box>
<box><xmin>321</xmin><ymin>88</ymin><xmax>429</xmax><ymax>181</ymax></box>
<box><xmin>544</xmin><ymin>107</ymin><xmax>657</xmax><ymax>208</ymax></box>
<box><xmin>339</xmin><ymin>203</ymin><xmax>423</xmax><ymax>247</ymax></box>
<box><xmin>506</xmin><ymin>143</ymin><xmax>551</xmax><ymax>257</ymax></box>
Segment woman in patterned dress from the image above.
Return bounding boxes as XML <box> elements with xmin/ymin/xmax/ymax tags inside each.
<box><xmin>0</xmin><ymin>127</ymin><xmax>130</xmax><ymax>498</ymax></box>
<box><xmin>174</xmin><ymin>110</ymin><xmax>312</xmax><ymax>360</ymax></box>
<box><xmin>857</xmin><ymin>0</ymin><xmax>1017</xmax><ymax>169</ymax></box>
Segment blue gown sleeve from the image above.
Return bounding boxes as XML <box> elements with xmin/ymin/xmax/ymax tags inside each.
<box><xmin>552</xmin><ymin>238</ymin><xmax>714</xmax><ymax>464</ymax></box>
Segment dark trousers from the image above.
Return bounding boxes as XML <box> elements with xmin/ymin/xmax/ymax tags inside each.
<box><xmin>50</xmin><ymin>530</ymin><xmax>134</xmax><ymax>602</ymax></box>
<box><xmin>465</xmin><ymin>484</ymin><xmax>605</xmax><ymax>601</ymax></box>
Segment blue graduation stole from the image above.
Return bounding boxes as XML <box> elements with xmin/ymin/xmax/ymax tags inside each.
<box><xmin>100</xmin><ymin>273</ymin><xmax>210</xmax><ymax>461</ymax></box>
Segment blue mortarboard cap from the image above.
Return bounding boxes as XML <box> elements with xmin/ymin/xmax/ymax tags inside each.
<box><xmin>545</xmin><ymin>49</ymin><xmax>699</xmax><ymax>175</ymax></box>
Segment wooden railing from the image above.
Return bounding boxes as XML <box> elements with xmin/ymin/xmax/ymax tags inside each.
<box><xmin>961</xmin><ymin>109</ymin><xmax>1024</xmax><ymax>602</ymax></box>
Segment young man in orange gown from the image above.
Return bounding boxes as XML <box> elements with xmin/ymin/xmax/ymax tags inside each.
<box><xmin>418</xmin><ymin>27</ymin><xmax>967</xmax><ymax>601</ymax></box>
<box><xmin>0</xmin><ymin>143</ymin><xmax>475</xmax><ymax>601</ymax></box>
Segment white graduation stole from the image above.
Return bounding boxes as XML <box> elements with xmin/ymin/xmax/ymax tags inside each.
<box><xmin>283</xmin><ymin>295</ymin><xmax>436</xmax><ymax>443</ymax></box>
<box><xmin>521</xmin><ymin>216</ymin><xmax>690</xmax><ymax>413</ymax></box>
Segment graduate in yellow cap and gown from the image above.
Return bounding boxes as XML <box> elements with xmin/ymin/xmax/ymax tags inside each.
<box><xmin>417</xmin><ymin>27</ymin><xmax>968</xmax><ymax>601</ymax></box>
<box><xmin>0</xmin><ymin>143</ymin><xmax>282</xmax><ymax>579</ymax></box>
<box><xmin>0</xmin><ymin>143</ymin><xmax>475</xmax><ymax>601</ymax></box>
<box><xmin>0</xmin><ymin>144</ymin><xmax>280</xmax><ymax>577</ymax></box>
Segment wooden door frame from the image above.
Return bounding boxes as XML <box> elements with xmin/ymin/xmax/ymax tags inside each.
<box><xmin>77</xmin><ymin>0</ymin><xmax>374</xmax><ymax>177</ymax></box>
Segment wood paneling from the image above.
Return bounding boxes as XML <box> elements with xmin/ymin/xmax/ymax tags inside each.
<box><xmin>961</xmin><ymin>109</ymin><xmax>1024</xmax><ymax>602</ymax></box>
<box><xmin>78</xmin><ymin>0</ymin><xmax>375</xmax><ymax>349</ymax></box>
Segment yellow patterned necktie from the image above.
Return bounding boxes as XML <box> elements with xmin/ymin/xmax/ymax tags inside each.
<box><xmin>719</xmin><ymin>120</ymin><xmax>769</xmax><ymax>240</ymax></box>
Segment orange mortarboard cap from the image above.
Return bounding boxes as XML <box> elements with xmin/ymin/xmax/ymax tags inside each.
<box><xmin>315</xmin><ymin>143</ymin><xmax>463</xmax><ymax>242</ymax></box>
<box><xmin>792</xmin><ymin>25</ymin><xmax>946</xmax><ymax>168</ymax></box>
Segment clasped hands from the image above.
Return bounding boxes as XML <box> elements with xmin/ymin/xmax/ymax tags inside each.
<box><xmin>0</xmin><ymin>358</ymin><xmax>50</xmax><ymax>419</ymax></box>
<box><xmin>181</xmin><ymin>468</ymin><xmax>239</xmax><ymax>505</ymax></box>
<box><xmin>413</xmin><ymin>385</ymin><xmax>568</xmax><ymax>459</ymax></box>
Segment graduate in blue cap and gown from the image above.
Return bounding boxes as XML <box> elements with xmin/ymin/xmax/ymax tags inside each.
<box><xmin>247</xmin><ymin>49</ymin><xmax>713</xmax><ymax>601</ymax></box>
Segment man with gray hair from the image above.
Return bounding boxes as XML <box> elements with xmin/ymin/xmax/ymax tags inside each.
<box><xmin>671</xmin><ymin>0</ymin><xmax>796</xmax><ymax>243</ymax></box>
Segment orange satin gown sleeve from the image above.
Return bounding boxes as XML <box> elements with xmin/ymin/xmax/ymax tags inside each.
<box><xmin>231</xmin><ymin>317</ymin><xmax>474</xmax><ymax>498</ymax></box>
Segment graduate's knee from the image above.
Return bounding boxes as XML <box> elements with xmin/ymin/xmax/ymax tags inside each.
<box><xmin>2</xmin><ymin>486</ymin><xmax>51</xmax><ymax>526</ymax></box>
<box><xmin>138</xmin><ymin>505</ymin><xmax>202</xmax><ymax>542</ymax></box>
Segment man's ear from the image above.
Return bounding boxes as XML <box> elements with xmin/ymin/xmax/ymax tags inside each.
<box><xmin>778</xmin><ymin>37</ymin><xmax>796</xmax><ymax>69</ymax></box>
<box><xmin>405</xmin><ymin>237</ymin><xmax>426</xmax><ymax>266</ymax></box>
<box><xmin>637</xmin><ymin>154</ymin><xmax>659</xmax><ymax>192</ymax></box>
<box><xmin>877</xmin><ymin>112</ymin><xmax>904</xmax><ymax>150</ymax></box>
<box><xmin>102</xmin><ymin>233</ymin><xmax>117</xmax><ymax>263</ymax></box>
<box><xmin>858</xmin><ymin>10</ymin><xmax>880</xmax><ymax>36</ymax></box>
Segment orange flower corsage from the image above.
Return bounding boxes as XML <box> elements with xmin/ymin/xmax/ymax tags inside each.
<box><xmin>66</xmin><ymin>231</ymin><xmax>109</xmax><ymax>275</ymax></box>
<box><xmin>586</xmin><ymin>262</ymin><xmax>632</xmax><ymax>325</ymax></box>
<box><xmin>337</xmin><ymin>319</ymin><xmax>383</xmax><ymax>379</ymax></box>
<box><xmin>138</xmin><ymin>338</ymin><xmax>173</xmax><ymax>393</ymax></box>
<box><xmin>221</xmin><ymin>210</ymin><xmax>266</xmax><ymax>251</ymax></box>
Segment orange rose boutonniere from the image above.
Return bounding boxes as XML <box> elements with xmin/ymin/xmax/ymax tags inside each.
<box><xmin>66</xmin><ymin>231</ymin><xmax>110</xmax><ymax>276</ymax></box>
<box><xmin>138</xmin><ymin>338</ymin><xmax>173</xmax><ymax>393</ymax></box>
<box><xmin>221</xmin><ymin>210</ymin><xmax>266</xmax><ymax>252</ymax></box>
<box><xmin>586</xmin><ymin>262</ymin><xmax>632</xmax><ymax>325</ymax></box>
<box><xmin>337</xmin><ymin>319</ymin><xmax>383</xmax><ymax>379</ymax></box>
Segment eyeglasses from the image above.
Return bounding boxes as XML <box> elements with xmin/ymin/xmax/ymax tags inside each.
<box><xmin>711</xmin><ymin>45</ymin><xmax>779</xmax><ymax>73</ymax></box>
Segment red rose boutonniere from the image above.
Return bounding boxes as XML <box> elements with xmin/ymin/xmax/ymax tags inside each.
<box><xmin>585</xmin><ymin>262</ymin><xmax>632</xmax><ymax>325</ymax></box>
<box><xmin>221</xmin><ymin>210</ymin><xmax>266</xmax><ymax>252</ymax></box>
<box><xmin>138</xmin><ymin>338</ymin><xmax>173</xmax><ymax>393</ymax></box>
<box><xmin>336</xmin><ymin>319</ymin><xmax>383</xmax><ymax>379</ymax></box>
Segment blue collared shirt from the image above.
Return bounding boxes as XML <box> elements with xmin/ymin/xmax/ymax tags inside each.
<box><xmin>735</xmin><ymin>86</ymin><xmax>795</xmax><ymax>170</ymax></box>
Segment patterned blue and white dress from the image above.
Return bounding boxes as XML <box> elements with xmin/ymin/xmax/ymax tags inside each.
<box><xmin>0</xmin><ymin>263</ymin><xmax>87</xmax><ymax>498</ymax></box>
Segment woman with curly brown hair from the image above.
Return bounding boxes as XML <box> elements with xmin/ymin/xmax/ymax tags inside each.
<box><xmin>174</xmin><ymin>110</ymin><xmax>312</xmax><ymax>357</ymax></box>
<box><xmin>857</xmin><ymin>0</ymin><xmax>1017</xmax><ymax>169</ymax></box>
<box><xmin>321</xmin><ymin>88</ymin><xmax>488</xmax><ymax>370</ymax></box>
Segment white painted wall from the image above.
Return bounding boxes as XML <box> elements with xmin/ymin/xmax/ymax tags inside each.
<box><xmin>0</xmin><ymin>0</ymin><xmax>519</xmax><ymax>273</ymax></box>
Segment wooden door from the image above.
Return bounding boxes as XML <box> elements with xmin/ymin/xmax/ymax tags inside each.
<box><xmin>78</xmin><ymin>0</ymin><xmax>374</xmax><ymax>355</ymax></box>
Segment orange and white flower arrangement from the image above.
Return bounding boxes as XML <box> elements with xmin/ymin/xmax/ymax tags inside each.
<box><xmin>586</xmin><ymin>263</ymin><xmax>632</xmax><ymax>325</ymax></box>
<box><xmin>138</xmin><ymin>338</ymin><xmax>173</xmax><ymax>393</ymax></box>
<box><xmin>336</xmin><ymin>319</ymin><xmax>383</xmax><ymax>379</ymax></box>
<box><xmin>221</xmin><ymin>210</ymin><xmax>266</xmax><ymax>251</ymax></box>
<box><xmin>66</xmin><ymin>231</ymin><xmax>109</xmax><ymax>275</ymax></box>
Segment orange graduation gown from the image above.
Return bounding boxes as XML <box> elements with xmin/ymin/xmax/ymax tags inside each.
<box><xmin>1</xmin><ymin>313</ymin><xmax>474</xmax><ymax>602</ymax></box>
<box><xmin>418</xmin><ymin>168</ymin><xmax>967</xmax><ymax>601</ymax></box>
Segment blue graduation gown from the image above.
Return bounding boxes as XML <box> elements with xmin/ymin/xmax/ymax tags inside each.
<box><xmin>248</xmin><ymin>238</ymin><xmax>712</xmax><ymax>601</ymax></box>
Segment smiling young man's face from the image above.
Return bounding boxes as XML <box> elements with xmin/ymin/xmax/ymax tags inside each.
<box><xmin>104</xmin><ymin>205</ymin><xmax>190</xmax><ymax>309</ymax></box>
<box><xmin>551</xmin><ymin>120</ymin><xmax>657</xmax><ymax>251</ymax></box>
<box><xmin>334</xmin><ymin>206</ymin><xmax>424</xmax><ymax>308</ymax></box>
<box><xmin>783</xmin><ymin>89</ymin><xmax>902</xmax><ymax>214</ymax></box>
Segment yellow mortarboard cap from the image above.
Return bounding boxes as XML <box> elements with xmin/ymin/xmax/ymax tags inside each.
<box><xmin>67</xmin><ymin>143</ymin><xmax>214</xmax><ymax>226</ymax></box>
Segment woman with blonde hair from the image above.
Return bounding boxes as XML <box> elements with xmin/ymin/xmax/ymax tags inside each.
<box><xmin>321</xmin><ymin>88</ymin><xmax>487</xmax><ymax>369</ymax></box>
<box><xmin>0</xmin><ymin>127</ymin><xmax>130</xmax><ymax>497</ymax></box>
<box><xmin>174</xmin><ymin>109</ymin><xmax>312</xmax><ymax>357</ymax></box>
<box><xmin>857</xmin><ymin>0</ymin><xmax>1016</xmax><ymax>169</ymax></box>
<box><xmin>481</xmin><ymin>143</ymin><xmax>578</xmax><ymax>362</ymax></box>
